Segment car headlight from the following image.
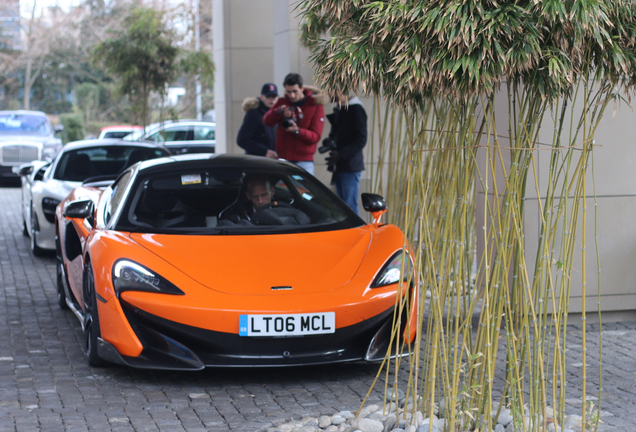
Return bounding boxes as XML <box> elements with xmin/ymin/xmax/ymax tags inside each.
<box><xmin>371</xmin><ymin>250</ymin><xmax>413</xmax><ymax>288</ymax></box>
<box><xmin>42</xmin><ymin>197</ymin><xmax>60</xmax><ymax>223</ymax></box>
<box><xmin>42</xmin><ymin>140</ymin><xmax>61</xmax><ymax>160</ymax></box>
<box><xmin>112</xmin><ymin>260</ymin><xmax>184</xmax><ymax>296</ymax></box>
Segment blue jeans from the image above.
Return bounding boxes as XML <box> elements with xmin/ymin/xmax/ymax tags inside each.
<box><xmin>291</xmin><ymin>160</ymin><xmax>314</xmax><ymax>175</ymax></box>
<box><xmin>335</xmin><ymin>171</ymin><xmax>362</xmax><ymax>214</ymax></box>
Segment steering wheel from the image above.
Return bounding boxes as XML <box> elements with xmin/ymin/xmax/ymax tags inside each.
<box><xmin>252</xmin><ymin>201</ymin><xmax>293</xmax><ymax>225</ymax></box>
<box><xmin>255</xmin><ymin>201</ymin><xmax>292</xmax><ymax>213</ymax></box>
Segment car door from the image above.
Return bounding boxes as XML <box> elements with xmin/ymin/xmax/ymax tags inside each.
<box><xmin>191</xmin><ymin>124</ymin><xmax>216</xmax><ymax>153</ymax></box>
<box><xmin>151</xmin><ymin>124</ymin><xmax>194</xmax><ymax>155</ymax></box>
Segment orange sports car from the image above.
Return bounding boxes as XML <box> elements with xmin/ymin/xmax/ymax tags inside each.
<box><xmin>55</xmin><ymin>154</ymin><xmax>417</xmax><ymax>369</ymax></box>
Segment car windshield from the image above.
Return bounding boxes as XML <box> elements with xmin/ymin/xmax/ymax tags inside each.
<box><xmin>54</xmin><ymin>146</ymin><xmax>168</xmax><ymax>182</ymax></box>
<box><xmin>118</xmin><ymin>166</ymin><xmax>365</xmax><ymax>235</ymax></box>
<box><xmin>0</xmin><ymin>114</ymin><xmax>51</xmax><ymax>135</ymax></box>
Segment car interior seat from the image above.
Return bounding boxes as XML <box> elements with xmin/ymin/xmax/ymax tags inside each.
<box><xmin>126</xmin><ymin>149</ymin><xmax>149</xmax><ymax>167</ymax></box>
<box><xmin>136</xmin><ymin>187</ymin><xmax>205</xmax><ymax>228</ymax></box>
<box><xmin>64</xmin><ymin>153</ymin><xmax>96</xmax><ymax>182</ymax></box>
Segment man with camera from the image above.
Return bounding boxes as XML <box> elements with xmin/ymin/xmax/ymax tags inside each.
<box><xmin>263</xmin><ymin>73</ymin><xmax>325</xmax><ymax>175</ymax></box>
<box><xmin>322</xmin><ymin>93</ymin><xmax>367</xmax><ymax>214</ymax></box>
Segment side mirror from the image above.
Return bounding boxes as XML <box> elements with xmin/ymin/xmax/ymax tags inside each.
<box><xmin>361</xmin><ymin>193</ymin><xmax>388</xmax><ymax>224</ymax></box>
<box><xmin>54</xmin><ymin>124</ymin><xmax>64</xmax><ymax>136</ymax></box>
<box><xmin>17</xmin><ymin>164</ymin><xmax>34</xmax><ymax>176</ymax></box>
<box><xmin>63</xmin><ymin>199</ymin><xmax>94</xmax><ymax>223</ymax></box>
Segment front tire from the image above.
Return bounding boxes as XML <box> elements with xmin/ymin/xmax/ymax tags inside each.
<box><xmin>83</xmin><ymin>264</ymin><xmax>104</xmax><ymax>367</ymax></box>
<box><xmin>56</xmin><ymin>264</ymin><xmax>69</xmax><ymax>310</ymax></box>
<box><xmin>55</xmin><ymin>234</ymin><xmax>68</xmax><ymax>310</ymax></box>
<box><xmin>30</xmin><ymin>204</ymin><xmax>44</xmax><ymax>256</ymax></box>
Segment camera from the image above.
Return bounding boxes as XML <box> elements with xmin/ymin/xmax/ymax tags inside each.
<box><xmin>318</xmin><ymin>137</ymin><xmax>336</xmax><ymax>154</ymax></box>
<box><xmin>279</xmin><ymin>105</ymin><xmax>303</xmax><ymax>129</ymax></box>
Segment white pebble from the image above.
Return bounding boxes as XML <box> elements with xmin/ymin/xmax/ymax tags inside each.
<box><xmin>331</xmin><ymin>415</ymin><xmax>346</xmax><ymax>425</ymax></box>
<box><xmin>414</xmin><ymin>411</ymin><xmax>424</xmax><ymax>427</ymax></box>
<box><xmin>357</xmin><ymin>417</ymin><xmax>384</xmax><ymax>432</ymax></box>
<box><xmin>496</xmin><ymin>408</ymin><xmax>513</xmax><ymax>426</ymax></box>
<box><xmin>318</xmin><ymin>416</ymin><xmax>332</xmax><ymax>428</ymax></box>
<box><xmin>366</xmin><ymin>404</ymin><xmax>381</xmax><ymax>413</ymax></box>
<box><xmin>340</xmin><ymin>410</ymin><xmax>355</xmax><ymax>419</ymax></box>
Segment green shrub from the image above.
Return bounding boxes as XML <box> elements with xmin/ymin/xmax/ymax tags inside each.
<box><xmin>59</xmin><ymin>114</ymin><xmax>85</xmax><ymax>144</ymax></box>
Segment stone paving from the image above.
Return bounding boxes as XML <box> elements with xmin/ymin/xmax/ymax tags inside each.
<box><xmin>1</xmin><ymin>184</ymin><xmax>635</xmax><ymax>432</ymax></box>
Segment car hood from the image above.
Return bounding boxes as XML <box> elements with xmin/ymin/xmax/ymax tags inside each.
<box><xmin>0</xmin><ymin>134</ymin><xmax>51</xmax><ymax>144</ymax></box>
<box><xmin>130</xmin><ymin>229</ymin><xmax>372</xmax><ymax>295</ymax></box>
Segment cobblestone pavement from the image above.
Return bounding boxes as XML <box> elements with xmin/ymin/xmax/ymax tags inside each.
<box><xmin>1</xmin><ymin>184</ymin><xmax>635</xmax><ymax>432</ymax></box>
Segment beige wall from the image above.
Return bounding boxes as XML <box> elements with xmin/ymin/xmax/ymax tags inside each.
<box><xmin>529</xmin><ymin>98</ymin><xmax>636</xmax><ymax>316</ymax></box>
<box><xmin>474</xmin><ymin>87</ymin><xmax>636</xmax><ymax>317</ymax></box>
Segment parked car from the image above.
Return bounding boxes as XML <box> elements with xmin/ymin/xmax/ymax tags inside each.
<box><xmin>0</xmin><ymin>110</ymin><xmax>62</xmax><ymax>183</ymax></box>
<box><xmin>135</xmin><ymin>120</ymin><xmax>216</xmax><ymax>154</ymax></box>
<box><xmin>55</xmin><ymin>154</ymin><xmax>417</xmax><ymax>369</ymax></box>
<box><xmin>98</xmin><ymin>125</ymin><xmax>143</xmax><ymax>140</ymax></box>
<box><xmin>18</xmin><ymin>139</ymin><xmax>170</xmax><ymax>255</ymax></box>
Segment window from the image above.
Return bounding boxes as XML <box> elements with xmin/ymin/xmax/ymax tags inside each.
<box><xmin>194</xmin><ymin>125</ymin><xmax>215</xmax><ymax>141</ymax></box>
<box><xmin>149</xmin><ymin>126</ymin><xmax>193</xmax><ymax>142</ymax></box>
<box><xmin>104</xmin><ymin>171</ymin><xmax>133</xmax><ymax>226</ymax></box>
<box><xmin>118</xmin><ymin>167</ymin><xmax>363</xmax><ymax>234</ymax></box>
<box><xmin>0</xmin><ymin>114</ymin><xmax>51</xmax><ymax>135</ymax></box>
<box><xmin>54</xmin><ymin>146</ymin><xmax>169</xmax><ymax>182</ymax></box>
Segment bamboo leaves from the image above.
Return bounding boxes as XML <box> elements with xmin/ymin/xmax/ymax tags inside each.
<box><xmin>299</xmin><ymin>1</ymin><xmax>636</xmax><ymax>431</ymax></box>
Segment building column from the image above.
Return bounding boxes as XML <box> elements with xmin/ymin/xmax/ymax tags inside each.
<box><xmin>213</xmin><ymin>0</ymin><xmax>274</xmax><ymax>155</ymax></box>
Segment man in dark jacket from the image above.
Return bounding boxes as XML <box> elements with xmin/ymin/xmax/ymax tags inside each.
<box><xmin>237</xmin><ymin>83</ymin><xmax>279</xmax><ymax>158</ymax></box>
<box><xmin>263</xmin><ymin>73</ymin><xmax>326</xmax><ymax>175</ymax></box>
<box><xmin>324</xmin><ymin>94</ymin><xmax>367</xmax><ymax>214</ymax></box>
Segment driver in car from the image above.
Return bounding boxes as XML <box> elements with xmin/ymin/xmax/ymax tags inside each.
<box><xmin>219</xmin><ymin>176</ymin><xmax>275</xmax><ymax>223</ymax></box>
<box><xmin>245</xmin><ymin>176</ymin><xmax>275</xmax><ymax>213</ymax></box>
<box><xmin>219</xmin><ymin>175</ymin><xmax>311</xmax><ymax>226</ymax></box>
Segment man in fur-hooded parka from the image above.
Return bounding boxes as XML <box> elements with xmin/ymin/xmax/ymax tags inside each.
<box><xmin>237</xmin><ymin>83</ymin><xmax>279</xmax><ymax>158</ymax></box>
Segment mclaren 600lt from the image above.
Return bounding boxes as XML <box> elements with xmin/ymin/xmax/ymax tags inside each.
<box><xmin>55</xmin><ymin>154</ymin><xmax>417</xmax><ymax>369</ymax></box>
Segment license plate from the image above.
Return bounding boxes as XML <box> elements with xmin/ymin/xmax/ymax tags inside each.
<box><xmin>239</xmin><ymin>312</ymin><xmax>335</xmax><ymax>337</ymax></box>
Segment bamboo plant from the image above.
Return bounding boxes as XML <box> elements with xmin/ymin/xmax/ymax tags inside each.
<box><xmin>299</xmin><ymin>1</ymin><xmax>636</xmax><ymax>431</ymax></box>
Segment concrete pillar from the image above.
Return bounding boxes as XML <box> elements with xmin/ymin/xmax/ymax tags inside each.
<box><xmin>213</xmin><ymin>0</ymin><xmax>274</xmax><ymax>155</ymax></box>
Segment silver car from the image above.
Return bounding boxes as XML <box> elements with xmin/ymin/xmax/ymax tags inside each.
<box><xmin>0</xmin><ymin>110</ymin><xmax>62</xmax><ymax>183</ymax></box>
<box><xmin>18</xmin><ymin>139</ymin><xmax>170</xmax><ymax>255</ymax></box>
<box><xmin>140</xmin><ymin>120</ymin><xmax>216</xmax><ymax>154</ymax></box>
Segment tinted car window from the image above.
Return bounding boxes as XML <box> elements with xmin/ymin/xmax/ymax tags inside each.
<box><xmin>54</xmin><ymin>146</ymin><xmax>168</xmax><ymax>182</ymax></box>
<box><xmin>103</xmin><ymin>131</ymin><xmax>132</xmax><ymax>139</ymax></box>
<box><xmin>193</xmin><ymin>125</ymin><xmax>215</xmax><ymax>141</ymax></box>
<box><xmin>104</xmin><ymin>171</ymin><xmax>133</xmax><ymax>226</ymax></box>
<box><xmin>0</xmin><ymin>114</ymin><xmax>51</xmax><ymax>135</ymax></box>
<box><xmin>119</xmin><ymin>167</ymin><xmax>363</xmax><ymax>234</ymax></box>
<box><xmin>149</xmin><ymin>126</ymin><xmax>193</xmax><ymax>142</ymax></box>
